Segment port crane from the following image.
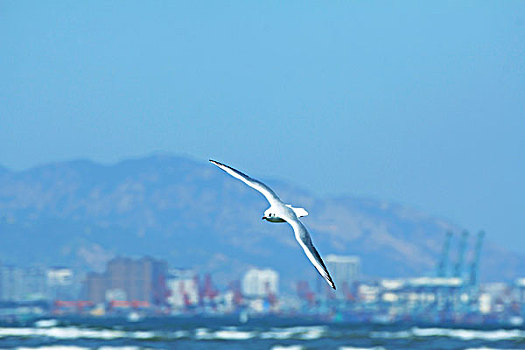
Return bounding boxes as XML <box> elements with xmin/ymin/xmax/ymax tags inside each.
<box><xmin>437</xmin><ymin>231</ymin><xmax>453</xmax><ymax>277</ymax></box>
<box><xmin>454</xmin><ymin>230</ymin><xmax>469</xmax><ymax>279</ymax></box>
<box><xmin>468</xmin><ymin>231</ymin><xmax>485</xmax><ymax>286</ymax></box>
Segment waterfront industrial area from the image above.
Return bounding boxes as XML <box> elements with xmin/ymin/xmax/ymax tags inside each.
<box><xmin>1</xmin><ymin>230</ymin><xmax>525</xmax><ymax>326</ymax></box>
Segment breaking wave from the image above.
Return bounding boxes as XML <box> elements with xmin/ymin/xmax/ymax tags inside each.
<box><xmin>260</xmin><ymin>326</ymin><xmax>327</xmax><ymax>340</ymax></box>
<box><xmin>339</xmin><ymin>347</ymin><xmax>387</xmax><ymax>350</ymax></box>
<box><xmin>0</xmin><ymin>324</ymin><xmax>328</xmax><ymax>341</ymax></box>
<box><xmin>34</xmin><ymin>319</ymin><xmax>59</xmax><ymax>328</ymax></box>
<box><xmin>271</xmin><ymin>346</ymin><xmax>304</xmax><ymax>350</ymax></box>
<box><xmin>16</xmin><ymin>347</ymin><xmax>89</xmax><ymax>350</ymax></box>
<box><xmin>14</xmin><ymin>347</ymin><xmax>141</xmax><ymax>350</ymax></box>
<box><xmin>371</xmin><ymin>327</ymin><xmax>525</xmax><ymax>341</ymax></box>
<box><xmin>463</xmin><ymin>348</ymin><xmax>525</xmax><ymax>350</ymax></box>
<box><xmin>194</xmin><ymin>327</ymin><xmax>255</xmax><ymax>340</ymax></box>
<box><xmin>0</xmin><ymin>327</ymin><xmax>143</xmax><ymax>340</ymax></box>
<box><xmin>2</xmin><ymin>324</ymin><xmax>524</xmax><ymax>345</ymax></box>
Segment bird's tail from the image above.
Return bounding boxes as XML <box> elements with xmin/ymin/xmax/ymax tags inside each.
<box><xmin>286</xmin><ymin>205</ymin><xmax>309</xmax><ymax>218</ymax></box>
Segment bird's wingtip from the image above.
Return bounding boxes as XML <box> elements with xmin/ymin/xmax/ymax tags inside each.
<box><xmin>328</xmin><ymin>279</ymin><xmax>336</xmax><ymax>290</ymax></box>
<box><xmin>210</xmin><ymin>159</ymin><xmax>227</xmax><ymax>168</ymax></box>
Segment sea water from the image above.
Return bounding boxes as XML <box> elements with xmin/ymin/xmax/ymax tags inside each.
<box><xmin>0</xmin><ymin>316</ymin><xmax>524</xmax><ymax>350</ymax></box>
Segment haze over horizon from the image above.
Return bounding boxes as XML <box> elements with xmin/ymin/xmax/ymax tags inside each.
<box><xmin>1</xmin><ymin>1</ymin><xmax>524</xmax><ymax>254</ymax></box>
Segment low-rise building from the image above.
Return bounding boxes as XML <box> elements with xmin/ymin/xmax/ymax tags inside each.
<box><xmin>166</xmin><ymin>268</ymin><xmax>199</xmax><ymax>310</ymax></box>
<box><xmin>242</xmin><ymin>268</ymin><xmax>278</xmax><ymax>298</ymax></box>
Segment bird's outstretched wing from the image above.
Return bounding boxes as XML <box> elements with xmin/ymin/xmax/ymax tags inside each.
<box><xmin>210</xmin><ymin>160</ymin><xmax>281</xmax><ymax>205</ymax></box>
<box><xmin>285</xmin><ymin>216</ymin><xmax>336</xmax><ymax>290</ymax></box>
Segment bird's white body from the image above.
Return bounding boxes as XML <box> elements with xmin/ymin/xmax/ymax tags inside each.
<box><xmin>210</xmin><ymin>159</ymin><xmax>336</xmax><ymax>290</ymax></box>
<box><xmin>264</xmin><ymin>205</ymin><xmax>308</xmax><ymax>223</ymax></box>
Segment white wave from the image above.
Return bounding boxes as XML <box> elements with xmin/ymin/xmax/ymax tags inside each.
<box><xmin>299</xmin><ymin>327</ymin><xmax>325</xmax><ymax>340</ymax></box>
<box><xmin>193</xmin><ymin>328</ymin><xmax>255</xmax><ymax>340</ymax></box>
<box><xmin>339</xmin><ymin>347</ymin><xmax>386</xmax><ymax>350</ymax></box>
<box><xmin>34</xmin><ymin>319</ymin><xmax>59</xmax><ymax>328</ymax></box>
<box><xmin>260</xmin><ymin>330</ymin><xmax>296</xmax><ymax>339</ymax></box>
<box><xmin>46</xmin><ymin>327</ymin><xmax>126</xmax><ymax>339</ymax></box>
<box><xmin>213</xmin><ymin>330</ymin><xmax>255</xmax><ymax>340</ymax></box>
<box><xmin>275</xmin><ymin>326</ymin><xmax>327</xmax><ymax>334</ymax></box>
<box><xmin>16</xmin><ymin>347</ymin><xmax>89</xmax><ymax>350</ymax></box>
<box><xmin>271</xmin><ymin>346</ymin><xmax>304</xmax><ymax>350</ymax></box>
<box><xmin>3</xmin><ymin>327</ymin><xmax>126</xmax><ymax>339</ymax></box>
<box><xmin>0</xmin><ymin>326</ymin><xmax>154</xmax><ymax>340</ymax></box>
<box><xmin>371</xmin><ymin>327</ymin><xmax>525</xmax><ymax>341</ymax></box>
<box><xmin>192</xmin><ymin>325</ymin><xmax>326</xmax><ymax>341</ymax></box>
<box><xmin>194</xmin><ymin>327</ymin><xmax>213</xmax><ymax>340</ymax></box>
<box><xmin>131</xmin><ymin>331</ymin><xmax>156</xmax><ymax>339</ymax></box>
<box><xmin>172</xmin><ymin>330</ymin><xmax>190</xmax><ymax>339</ymax></box>
<box><xmin>260</xmin><ymin>326</ymin><xmax>327</xmax><ymax>340</ymax></box>
<box><xmin>370</xmin><ymin>330</ymin><xmax>411</xmax><ymax>339</ymax></box>
<box><xmin>413</xmin><ymin>327</ymin><xmax>525</xmax><ymax>340</ymax></box>
<box><xmin>15</xmin><ymin>347</ymin><xmax>141</xmax><ymax>350</ymax></box>
<box><xmin>464</xmin><ymin>348</ymin><xmax>525</xmax><ymax>350</ymax></box>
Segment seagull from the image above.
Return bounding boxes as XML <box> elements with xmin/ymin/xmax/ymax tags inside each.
<box><xmin>210</xmin><ymin>160</ymin><xmax>336</xmax><ymax>290</ymax></box>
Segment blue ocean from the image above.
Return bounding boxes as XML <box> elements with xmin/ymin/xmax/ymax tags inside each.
<box><xmin>1</xmin><ymin>316</ymin><xmax>524</xmax><ymax>350</ymax></box>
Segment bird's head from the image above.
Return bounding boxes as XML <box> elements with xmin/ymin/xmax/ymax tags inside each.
<box><xmin>262</xmin><ymin>208</ymin><xmax>274</xmax><ymax>221</ymax></box>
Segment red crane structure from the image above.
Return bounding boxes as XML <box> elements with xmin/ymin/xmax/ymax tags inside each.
<box><xmin>296</xmin><ymin>281</ymin><xmax>316</xmax><ymax>305</ymax></box>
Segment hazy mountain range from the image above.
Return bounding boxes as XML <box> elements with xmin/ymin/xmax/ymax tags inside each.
<box><xmin>0</xmin><ymin>155</ymin><xmax>522</xmax><ymax>290</ymax></box>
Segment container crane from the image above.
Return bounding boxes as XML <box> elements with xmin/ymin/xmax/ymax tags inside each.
<box><xmin>468</xmin><ymin>231</ymin><xmax>485</xmax><ymax>286</ymax></box>
<box><xmin>203</xmin><ymin>273</ymin><xmax>218</xmax><ymax>300</ymax></box>
<box><xmin>229</xmin><ymin>280</ymin><xmax>243</xmax><ymax>306</ymax></box>
<box><xmin>437</xmin><ymin>231</ymin><xmax>453</xmax><ymax>277</ymax></box>
<box><xmin>265</xmin><ymin>281</ymin><xmax>277</xmax><ymax>307</ymax></box>
<box><xmin>296</xmin><ymin>281</ymin><xmax>315</xmax><ymax>305</ymax></box>
<box><xmin>454</xmin><ymin>231</ymin><xmax>469</xmax><ymax>279</ymax></box>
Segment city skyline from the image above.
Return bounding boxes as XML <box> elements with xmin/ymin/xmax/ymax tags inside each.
<box><xmin>1</xmin><ymin>251</ymin><xmax>524</xmax><ymax>327</ymax></box>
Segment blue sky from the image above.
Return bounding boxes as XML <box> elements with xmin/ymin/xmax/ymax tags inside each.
<box><xmin>1</xmin><ymin>2</ymin><xmax>524</xmax><ymax>252</ymax></box>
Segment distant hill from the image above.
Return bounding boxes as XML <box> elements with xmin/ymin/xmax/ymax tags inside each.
<box><xmin>0</xmin><ymin>155</ymin><xmax>522</xmax><ymax>291</ymax></box>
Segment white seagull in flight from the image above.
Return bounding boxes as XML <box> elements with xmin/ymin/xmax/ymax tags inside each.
<box><xmin>210</xmin><ymin>160</ymin><xmax>336</xmax><ymax>290</ymax></box>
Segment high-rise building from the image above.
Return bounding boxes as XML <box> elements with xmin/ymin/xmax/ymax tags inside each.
<box><xmin>47</xmin><ymin>267</ymin><xmax>74</xmax><ymax>300</ymax></box>
<box><xmin>25</xmin><ymin>267</ymin><xmax>47</xmax><ymax>300</ymax></box>
<box><xmin>47</xmin><ymin>267</ymin><xmax>73</xmax><ymax>286</ymax></box>
<box><xmin>0</xmin><ymin>265</ymin><xmax>47</xmax><ymax>301</ymax></box>
<box><xmin>0</xmin><ymin>265</ymin><xmax>24</xmax><ymax>301</ymax></box>
<box><xmin>242</xmin><ymin>268</ymin><xmax>278</xmax><ymax>298</ymax></box>
<box><xmin>84</xmin><ymin>256</ymin><xmax>167</xmax><ymax>305</ymax></box>
<box><xmin>326</xmin><ymin>255</ymin><xmax>360</xmax><ymax>297</ymax></box>
<box><xmin>85</xmin><ymin>272</ymin><xmax>106</xmax><ymax>304</ymax></box>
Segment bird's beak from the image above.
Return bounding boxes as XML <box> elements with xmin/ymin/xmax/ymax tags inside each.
<box><xmin>262</xmin><ymin>216</ymin><xmax>266</xmax><ymax>220</ymax></box>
